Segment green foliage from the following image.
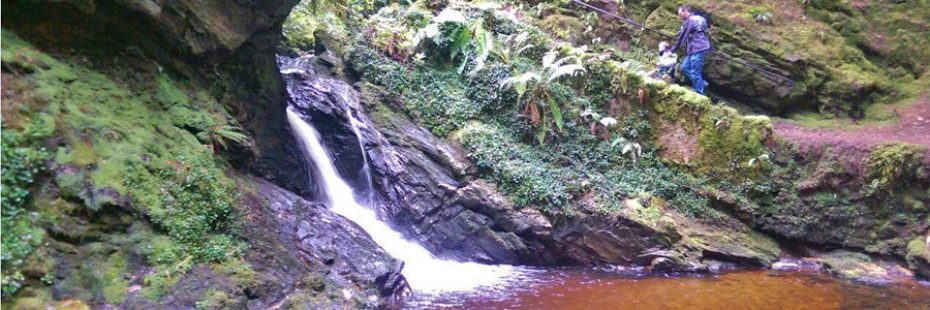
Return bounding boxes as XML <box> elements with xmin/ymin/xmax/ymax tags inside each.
<box><xmin>501</xmin><ymin>50</ymin><xmax>586</xmax><ymax>144</ymax></box>
<box><xmin>1</xmin><ymin>124</ymin><xmax>51</xmax><ymax>296</ymax></box>
<box><xmin>747</xmin><ymin>6</ymin><xmax>773</xmax><ymax>24</ymax></box>
<box><xmin>414</xmin><ymin>8</ymin><xmax>495</xmax><ymax>75</ymax></box>
<box><xmin>492</xmin><ymin>32</ymin><xmax>533</xmax><ymax>66</ymax></box>
<box><xmin>126</xmin><ymin>157</ymin><xmax>243</xmax><ymax>264</ymax></box>
<box><xmin>350</xmin><ymin>46</ymin><xmax>488</xmax><ymax>136</ymax></box>
<box><xmin>365</xmin><ymin>4</ymin><xmax>431</xmax><ymax>60</ymax></box>
<box><xmin>350</xmin><ymin>7</ymin><xmax>723</xmax><ymax>218</ymax></box>
<box><xmin>456</xmin><ymin>119</ymin><xmax>715</xmax><ymax>217</ymax></box>
<box><xmin>457</xmin><ymin>122</ymin><xmax>572</xmax><ymax>210</ymax></box>
<box><xmin>866</xmin><ymin>143</ymin><xmax>926</xmax><ymax>195</ymax></box>
<box><xmin>197</xmin><ymin>124</ymin><xmax>251</xmax><ymax>153</ymax></box>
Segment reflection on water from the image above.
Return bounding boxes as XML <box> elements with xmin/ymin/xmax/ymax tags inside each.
<box><xmin>405</xmin><ymin>269</ymin><xmax>930</xmax><ymax>309</ymax></box>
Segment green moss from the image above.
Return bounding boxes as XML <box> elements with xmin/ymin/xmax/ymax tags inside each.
<box><xmin>907</xmin><ymin>238</ymin><xmax>930</xmax><ymax>262</ymax></box>
<box><xmin>535</xmin><ymin>14</ymin><xmax>586</xmax><ymax>42</ymax></box>
<box><xmin>212</xmin><ymin>257</ymin><xmax>257</xmax><ymax>289</ymax></box>
<box><xmin>599</xmin><ymin>60</ymin><xmax>773</xmax><ymax>181</ymax></box>
<box><xmin>101</xmin><ymin>251</ymin><xmax>130</xmax><ymax>304</ymax></box>
<box><xmin>195</xmin><ymin>289</ymin><xmax>237</xmax><ymax>310</ymax></box>
<box><xmin>2</xmin><ymin>29</ymin><xmax>246</xmax><ymax>296</ymax></box>
<box><xmin>140</xmin><ymin>265</ymin><xmax>185</xmax><ymax>300</ymax></box>
<box><xmin>2</xmin><ymin>287</ymin><xmax>53</xmax><ymax>309</ymax></box>
<box><xmin>866</xmin><ymin>142</ymin><xmax>926</xmax><ymax>195</ymax></box>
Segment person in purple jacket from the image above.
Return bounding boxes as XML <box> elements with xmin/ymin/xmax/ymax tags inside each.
<box><xmin>670</xmin><ymin>4</ymin><xmax>711</xmax><ymax>95</ymax></box>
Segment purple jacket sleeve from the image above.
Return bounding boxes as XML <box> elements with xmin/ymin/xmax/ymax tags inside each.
<box><xmin>670</xmin><ymin>17</ymin><xmax>695</xmax><ymax>54</ymax></box>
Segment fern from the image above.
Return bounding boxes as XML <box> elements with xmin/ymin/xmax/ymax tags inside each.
<box><xmin>501</xmin><ymin>49</ymin><xmax>587</xmax><ymax>144</ymax></box>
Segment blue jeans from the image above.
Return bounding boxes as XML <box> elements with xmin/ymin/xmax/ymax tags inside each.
<box><xmin>681</xmin><ymin>51</ymin><xmax>708</xmax><ymax>95</ymax></box>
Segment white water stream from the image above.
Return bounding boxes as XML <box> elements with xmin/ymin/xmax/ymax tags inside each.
<box><xmin>286</xmin><ymin>107</ymin><xmax>516</xmax><ymax>293</ymax></box>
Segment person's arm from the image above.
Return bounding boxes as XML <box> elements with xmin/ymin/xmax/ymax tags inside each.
<box><xmin>670</xmin><ymin>17</ymin><xmax>694</xmax><ymax>53</ymax></box>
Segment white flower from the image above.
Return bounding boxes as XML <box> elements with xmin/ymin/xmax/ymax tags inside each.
<box><xmin>599</xmin><ymin>117</ymin><xmax>618</xmax><ymax>127</ymax></box>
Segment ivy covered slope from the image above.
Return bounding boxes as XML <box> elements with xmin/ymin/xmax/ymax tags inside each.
<box><xmin>0</xmin><ymin>30</ymin><xmax>405</xmax><ymax>309</ymax></box>
<box><xmin>317</xmin><ymin>1</ymin><xmax>783</xmax><ymax>269</ymax></box>
<box><xmin>302</xmin><ymin>0</ymin><xmax>927</xmax><ymax>277</ymax></box>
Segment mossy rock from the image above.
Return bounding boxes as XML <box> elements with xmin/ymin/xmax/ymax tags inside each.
<box><xmin>820</xmin><ymin>250</ymin><xmax>893</xmax><ymax>284</ymax></box>
<box><xmin>534</xmin><ymin>14</ymin><xmax>587</xmax><ymax>43</ymax></box>
<box><xmin>866</xmin><ymin>142</ymin><xmax>927</xmax><ymax>195</ymax></box>
<box><xmin>906</xmin><ymin>237</ymin><xmax>930</xmax><ymax>279</ymax></box>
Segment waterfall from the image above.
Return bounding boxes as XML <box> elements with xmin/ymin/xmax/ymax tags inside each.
<box><xmin>286</xmin><ymin>107</ymin><xmax>515</xmax><ymax>292</ymax></box>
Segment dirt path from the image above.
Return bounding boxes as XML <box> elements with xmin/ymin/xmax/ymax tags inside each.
<box><xmin>774</xmin><ymin>95</ymin><xmax>930</xmax><ymax>150</ymax></box>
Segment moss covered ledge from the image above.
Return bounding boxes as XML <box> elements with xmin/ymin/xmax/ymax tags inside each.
<box><xmin>594</xmin><ymin>60</ymin><xmax>774</xmax><ymax>182</ymax></box>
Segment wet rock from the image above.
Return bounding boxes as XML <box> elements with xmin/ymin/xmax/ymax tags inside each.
<box><xmin>771</xmin><ymin>261</ymin><xmax>801</xmax><ymax>272</ymax></box>
<box><xmin>817</xmin><ymin>250</ymin><xmax>915</xmax><ymax>285</ymax></box>
<box><xmin>233</xmin><ymin>176</ymin><xmax>408</xmax><ymax>308</ymax></box>
<box><xmin>649</xmin><ymin>257</ymin><xmax>674</xmax><ymax>273</ymax></box>
<box><xmin>347</xmin><ymin>89</ymin><xmax>557</xmax><ymax>265</ymax></box>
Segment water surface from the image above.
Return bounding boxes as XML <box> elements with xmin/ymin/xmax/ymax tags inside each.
<box><xmin>405</xmin><ymin>269</ymin><xmax>930</xmax><ymax>309</ymax></box>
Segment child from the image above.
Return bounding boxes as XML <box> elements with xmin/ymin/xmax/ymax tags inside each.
<box><xmin>653</xmin><ymin>41</ymin><xmax>677</xmax><ymax>80</ymax></box>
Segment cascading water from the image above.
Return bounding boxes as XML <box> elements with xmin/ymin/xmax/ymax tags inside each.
<box><xmin>286</xmin><ymin>102</ymin><xmax>516</xmax><ymax>292</ymax></box>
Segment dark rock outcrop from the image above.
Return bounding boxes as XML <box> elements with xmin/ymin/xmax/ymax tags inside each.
<box><xmin>233</xmin><ymin>176</ymin><xmax>408</xmax><ymax>309</ymax></box>
<box><xmin>363</xmin><ymin>103</ymin><xmax>559</xmax><ymax>265</ymax></box>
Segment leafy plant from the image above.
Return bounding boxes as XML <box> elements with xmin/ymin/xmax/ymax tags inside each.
<box><xmin>611</xmin><ymin>137</ymin><xmax>642</xmax><ymax>162</ymax></box>
<box><xmin>501</xmin><ymin>51</ymin><xmax>586</xmax><ymax>144</ymax></box>
<box><xmin>197</xmin><ymin>124</ymin><xmax>251</xmax><ymax>154</ymax></box>
<box><xmin>1</xmin><ymin>125</ymin><xmax>50</xmax><ymax>296</ymax></box>
<box><xmin>366</xmin><ymin>5</ymin><xmax>429</xmax><ymax>60</ymax></box>
<box><xmin>415</xmin><ymin>8</ymin><xmax>494</xmax><ymax>75</ymax></box>
<box><xmin>493</xmin><ymin>32</ymin><xmax>533</xmax><ymax>65</ymax></box>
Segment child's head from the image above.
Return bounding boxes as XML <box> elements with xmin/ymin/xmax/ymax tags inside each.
<box><xmin>658</xmin><ymin>41</ymin><xmax>669</xmax><ymax>52</ymax></box>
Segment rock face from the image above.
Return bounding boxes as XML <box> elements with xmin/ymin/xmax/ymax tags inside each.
<box><xmin>280</xmin><ymin>57</ymin><xmax>558</xmax><ymax>264</ymax></box>
<box><xmin>632</xmin><ymin>1</ymin><xmax>924</xmax><ymax>116</ymax></box>
<box><xmin>715</xmin><ymin>142</ymin><xmax>930</xmax><ymax>273</ymax></box>
<box><xmin>232</xmin><ymin>176</ymin><xmax>408</xmax><ymax>309</ymax></box>
<box><xmin>364</xmin><ymin>102</ymin><xmax>559</xmax><ymax>264</ymax></box>
<box><xmin>282</xmin><ymin>55</ymin><xmax>781</xmax><ymax>269</ymax></box>
<box><xmin>126</xmin><ymin>176</ymin><xmax>408</xmax><ymax>309</ymax></box>
<box><xmin>1</xmin><ymin>0</ymin><xmax>312</xmax><ymax>197</ymax></box>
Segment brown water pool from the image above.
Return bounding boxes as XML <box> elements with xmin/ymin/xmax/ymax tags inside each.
<box><xmin>404</xmin><ymin>269</ymin><xmax>930</xmax><ymax>309</ymax></box>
